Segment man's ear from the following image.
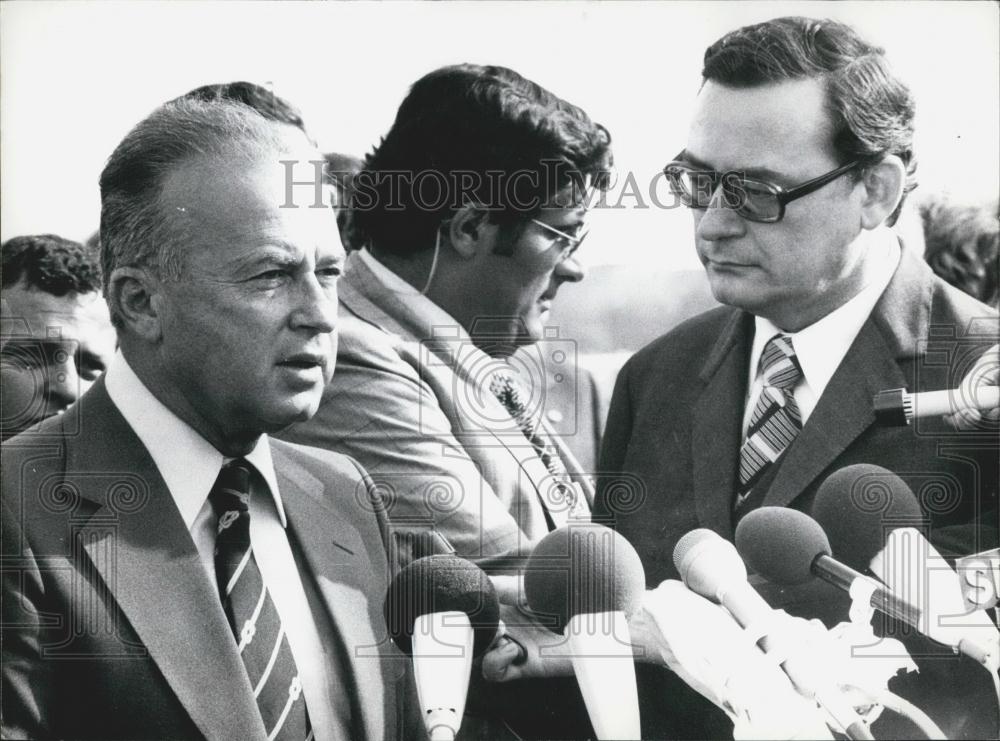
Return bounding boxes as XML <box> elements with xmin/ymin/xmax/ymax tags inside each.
<box><xmin>859</xmin><ymin>155</ymin><xmax>906</xmax><ymax>230</ymax></box>
<box><xmin>446</xmin><ymin>206</ymin><xmax>497</xmax><ymax>259</ymax></box>
<box><xmin>108</xmin><ymin>267</ymin><xmax>164</xmax><ymax>342</ymax></box>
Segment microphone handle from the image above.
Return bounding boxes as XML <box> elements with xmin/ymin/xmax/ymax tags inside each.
<box><xmin>719</xmin><ymin>578</ymin><xmax>874</xmax><ymax>740</ymax></box>
<box><xmin>812</xmin><ymin>555</ymin><xmax>921</xmax><ymax>626</ymax></box>
<box><xmin>912</xmin><ymin>387</ymin><xmax>999</xmax><ymax>417</ymax></box>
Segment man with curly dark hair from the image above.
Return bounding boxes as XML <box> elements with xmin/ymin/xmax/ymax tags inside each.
<box><xmin>1</xmin><ymin>234</ymin><xmax>116</xmax><ymax>438</ymax></box>
<box><xmin>278</xmin><ymin>64</ymin><xmax>613</xmax><ymax>739</ymax></box>
<box><xmin>281</xmin><ymin>64</ymin><xmax>614</xmax><ymax>567</ymax></box>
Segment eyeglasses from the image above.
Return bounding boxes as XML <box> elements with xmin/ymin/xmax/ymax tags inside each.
<box><xmin>663</xmin><ymin>153</ymin><xmax>864</xmax><ymax>223</ymax></box>
<box><xmin>530</xmin><ymin>218</ymin><xmax>590</xmax><ymax>262</ymax></box>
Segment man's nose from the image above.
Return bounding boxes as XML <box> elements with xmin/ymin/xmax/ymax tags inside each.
<box><xmin>46</xmin><ymin>349</ymin><xmax>80</xmax><ymax>409</ymax></box>
<box><xmin>290</xmin><ymin>275</ymin><xmax>337</xmax><ymax>333</ymax></box>
<box><xmin>694</xmin><ymin>187</ymin><xmax>747</xmax><ymax>243</ymax></box>
<box><xmin>555</xmin><ymin>254</ymin><xmax>586</xmax><ymax>283</ymax></box>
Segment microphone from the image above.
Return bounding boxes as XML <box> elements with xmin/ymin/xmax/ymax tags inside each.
<box><xmin>873</xmin><ymin>386</ymin><xmax>999</xmax><ymax>425</ymax></box>
<box><xmin>811</xmin><ymin>464</ymin><xmax>922</xmax><ymax>573</ymax></box>
<box><xmin>811</xmin><ymin>464</ymin><xmax>999</xmax><ymax>671</ymax></box>
<box><xmin>523</xmin><ymin>524</ymin><xmax>644</xmax><ymax>740</ymax></box>
<box><xmin>384</xmin><ymin>555</ymin><xmax>500</xmax><ymax>740</ymax></box>
<box><xmin>734</xmin><ymin>507</ymin><xmax>920</xmax><ymax>626</ymax></box>
<box><xmin>674</xmin><ymin>529</ymin><xmax>873</xmax><ymax>740</ymax></box>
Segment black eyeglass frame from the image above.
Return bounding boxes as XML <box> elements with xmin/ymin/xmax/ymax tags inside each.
<box><xmin>663</xmin><ymin>153</ymin><xmax>865</xmax><ymax>223</ymax></box>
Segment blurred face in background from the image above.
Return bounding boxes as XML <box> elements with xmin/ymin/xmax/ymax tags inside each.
<box><xmin>0</xmin><ymin>285</ymin><xmax>116</xmax><ymax>437</ymax></box>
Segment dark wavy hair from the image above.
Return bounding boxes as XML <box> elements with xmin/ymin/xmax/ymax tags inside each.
<box><xmin>702</xmin><ymin>16</ymin><xmax>916</xmax><ymax>226</ymax></box>
<box><xmin>1</xmin><ymin>234</ymin><xmax>102</xmax><ymax>296</ymax></box>
<box><xmin>351</xmin><ymin>64</ymin><xmax>613</xmax><ymax>256</ymax></box>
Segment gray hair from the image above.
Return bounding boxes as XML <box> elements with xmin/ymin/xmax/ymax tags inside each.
<box><xmin>99</xmin><ymin>97</ymin><xmax>300</xmax><ymax>327</ymax></box>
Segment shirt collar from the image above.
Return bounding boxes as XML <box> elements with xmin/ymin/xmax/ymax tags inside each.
<box><xmin>104</xmin><ymin>351</ymin><xmax>286</xmax><ymax>530</ymax></box>
<box><xmin>748</xmin><ymin>228</ymin><xmax>902</xmax><ymax>394</ymax></box>
<box><xmin>358</xmin><ymin>247</ymin><xmax>421</xmax><ymax>295</ymax></box>
<box><xmin>355</xmin><ymin>249</ymin><xmax>538</xmax><ymax>409</ymax></box>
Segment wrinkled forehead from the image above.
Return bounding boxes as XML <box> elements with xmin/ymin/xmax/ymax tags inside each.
<box><xmin>160</xmin><ymin>144</ymin><xmax>337</xmax><ymax>239</ymax></box>
<box><xmin>687</xmin><ymin>78</ymin><xmax>839</xmax><ymax>176</ymax></box>
<box><xmin>1</xmin><ymin>286</ymin><xmax>113</xmax><ymax>343</ymax></box>
<box><xmin>161</xmin><ymin>136</ymin><xmax>324</xmax><ymax>210</ymax></box>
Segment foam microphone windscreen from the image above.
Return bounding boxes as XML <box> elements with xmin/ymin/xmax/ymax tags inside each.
<box><xmin>811</xmin><ymin>464</ymin><xmax>922</xmax><ymax>571</ymax></box>
<box><xmin>384</xmin><ymin>555</ymin><xmax>500</xmax><ymax>657</ymax></box>
<box><xmin>735</xmin><ymin>507</ymin><xmax>831</xmax><ymax>585</ymax></box>
<box><xmin>672</xmin><ymin>528</ymin><xmax>747</xmax><ymax>596</ymax></box>
<box><xmin>524</xmin><ymin>524</ymin><xmax>646</xmax><ymax>633</ymax></box>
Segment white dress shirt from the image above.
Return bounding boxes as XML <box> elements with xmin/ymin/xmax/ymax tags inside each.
<box><xmin>742</xmin><ymin>229</ymin><xmax>902</xmax><ymax>437</ymax></box>
<box><xmin>105</xmin><ymin>352</ymin><xmax>340</xmax><ymax>741</ymax></box>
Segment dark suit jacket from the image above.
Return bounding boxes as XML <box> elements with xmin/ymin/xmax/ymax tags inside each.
<box><xmin>596</xmin><ymin>247</ymin><xmax>999</xmax><ymax>739</ymax></box>
<box><xmin>1</xmin><ymin>379</ymin><xmax>421</xmax><ymax>741</ymax></box>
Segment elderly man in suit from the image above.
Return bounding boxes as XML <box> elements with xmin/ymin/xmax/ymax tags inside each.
<box><xmin>280</xmin><ymin>64</ymin><xmax>614</xmax><ymax>568</ymax></box>
<box><xmin>595</xmin><ymin>16</ymin><xmax>998</xmax><ymax>740</ymax></box>
<box><xmin>1</xmin><ymin>98</ymin><xmax>419</xmax><ymax>740</ymax></box>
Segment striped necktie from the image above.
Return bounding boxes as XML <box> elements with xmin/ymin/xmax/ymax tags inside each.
<box><xmin>735</xmin><ymin>335</ymin><xmax>803</xmax><ymax>512</ymax></box>
<box><xmin>209</xmin><ymin>459</ymin><xmax>312</xmax><ymax>741</ymax></box>
<box><xmin>489</xmin><ymin>371</ymin><xmax>589</xmax><ymax>523</ymax></box>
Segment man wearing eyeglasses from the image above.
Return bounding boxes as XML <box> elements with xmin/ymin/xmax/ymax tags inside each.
<box><xmin>277</xmin><ymin>64</ymin><xmax>611</xmax><ymax>738</ymax></box>
<box><xmin>280</xmin><ymin>63</ymin><xmax>611</xmax><ymax>570</ymax></box>
<box><xmin>597</xmin><ymin>16</ymin><xmax>997</xmax><ymax>740</ymax></box>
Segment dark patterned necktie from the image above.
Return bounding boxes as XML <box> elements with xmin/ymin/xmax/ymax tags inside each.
<box><xmin>489</xmin><ymin>371</ymin><xmax>588</xmax><ymax>522</ymax></box>
<box><xmin>735</xmin><ymin>335</ymin><xmax>803</xmax><ymax>512</ymax></box>
<box><xmin>209</xmin><ymin>459</ymin><xmax>312</xmax><ymax>741</ymax></box>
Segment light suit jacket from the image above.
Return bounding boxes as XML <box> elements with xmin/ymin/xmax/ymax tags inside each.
<box><xmin>281</xmin><ymin>251</ymin><xmax>595</xmax><ymax>565</ymax></box>
<box><xmin>1</xmin><ymin>379</ymin><xmax>421</xmax><ymax>740</ymax></box>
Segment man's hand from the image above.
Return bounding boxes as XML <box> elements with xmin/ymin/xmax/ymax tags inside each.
<box><xmin>480</xmin><ymin>580</ymin><xmax>841</xmax><ymax>738</ymax></box>
<box><xmin>480</xmin><ymin>603</ymin><xmax>576</xmax><ymax>682</ymax></box>
<box><xmin>944</xmin><ymin>343</ymin><xmax>999</xmax><ymax>429</ymax></box>
<box><xmin>640</xmin><ymin>581</ymin><xmax>833</xmax><ymax>740</ymax></box>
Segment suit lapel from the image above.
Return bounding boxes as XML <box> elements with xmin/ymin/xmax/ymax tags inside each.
<box><xmin>273</xmin><ymin>449</ymin><xmax>386</xmax><ymax>741</ymax></box>
<box><xmin>692</xmin><ymin>311</ymin><xmax>752</xmax><ymax>537</ymax></box>
<box><xmin>339</xmin><ymin>252</ymin><xmax>423</xmax><ymax>342</ymax></box>
<box><xmin>69</xmin><ymin>382</ymin><xmax>266</xmax><ymax>741</ymax></box>
<box><xmin>762</xmin><ymin>245</ymin><xmax>929</xmax><ymax>509</ymax></box>
<box><xmin>343</xmin><ymin>252</ymin><xmax>566</xmax><ymax>526</ymax></box>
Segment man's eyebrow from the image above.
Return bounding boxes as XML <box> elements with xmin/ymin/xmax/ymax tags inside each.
<box><xmin>679</xmin><ymin>151</ymin><xmax>787</xmax><ymax>182</ymax></box>
<box><xmin>232</xmin><ymin>245</ymin><xmax>301</xmax><ymax>270</ymax></box>
<box><xmin>678</xmin><ymin>150</ymin><xmax>713</xmax><ymax>169</ymax></box>
<box><xmin>552</xmin><ymin>215</ymin><xmax>587</xmax><ymax>229</ymax></box>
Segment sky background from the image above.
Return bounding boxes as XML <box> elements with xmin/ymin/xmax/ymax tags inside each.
<box><xmin>2</xmin><ymin>0</ymin><xmax>997</xmax><ymax>272</ymax></box>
